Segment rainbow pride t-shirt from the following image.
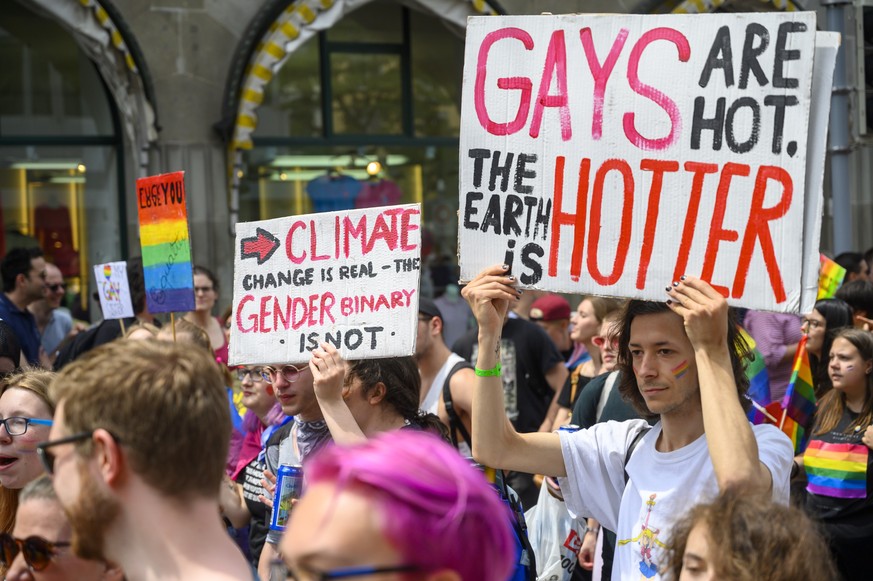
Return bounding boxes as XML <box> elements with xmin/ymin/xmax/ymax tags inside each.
<box><xmin>805</xmin><ymin>439</ymin><xmax>868</xmax><ymax>499</ymax></box>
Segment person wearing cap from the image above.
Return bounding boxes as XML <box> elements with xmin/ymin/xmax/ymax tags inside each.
<box><xmin>529</xmin><ymin>294</ymin><xmax>573</xmax><ymax>361</ymax></box>
<box><xmin>416</xmin><ymin>298</ymin><xmax>477</xmax><ymax>451</ymax></box>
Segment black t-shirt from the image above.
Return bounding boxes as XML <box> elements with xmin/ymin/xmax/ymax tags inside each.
<box><xmin>804</xmin><ymin>408</ymin><xmax>873</xmax><ymax>581</ymax></box>
<box><xmin>571</xmin><ymin>371</ymin><xmax>644</xmax><ymax>428</ymax></box>
<box><xmin>557</xmin><ymin>369</ymin><xmax>592</xmax><ymax>409</ymax></box>
<box><xmin>804</xmin><ymin>408</ymin><xmax>873</xmax><ymax>532</ymax></box>
<box><xmin>236</xmin><ymin>457</ymin><xmax>269</xmax><ymax>565</ymax></box>
<box><xmin>452</xmin><ymin>317</ymin><xmax>563</xmax><ymax>433</ymax></box>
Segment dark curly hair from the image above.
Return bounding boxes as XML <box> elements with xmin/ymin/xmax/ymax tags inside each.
<box><xmin>616</xmin><ymin>301</ymin><xmax>751</xmax><ymax>420</ymax></box>
<box><xmin>346</xmin><ymin>357</ymin><xmax>449</xmax><ymax>442</ymax></box>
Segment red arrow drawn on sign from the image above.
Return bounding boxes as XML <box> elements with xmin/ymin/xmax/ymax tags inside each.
<box><xmin>240</xmin><ymin>228</ymin><xmax>280</xmax><ymax>264</ymax></box>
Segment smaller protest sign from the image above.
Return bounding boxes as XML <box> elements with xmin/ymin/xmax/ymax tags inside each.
<box><xmin>817</xmin><ymin>254</ymin><xmax>846</xmax><ymax>300</ymax></box>
<box><xmin>229</xmin><ymin>204</ymin><xmax>422</xmax><ymax>365</ymax></box>
<box><xmin>136</xmin><ymin>171</ymin><xmax>195</xmax><ymax>314</ymax></box>
<box><xmin>93</xmin><ymin>261</ymin><xmax>134</xmax><ymax>319</ymax></box>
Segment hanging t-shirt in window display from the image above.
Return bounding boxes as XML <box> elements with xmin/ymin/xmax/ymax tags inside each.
<box><xmin>305</xmin><ymin>173</ymin><xmax>361</xmax><ymax>212</ymax></box>
<box><xmin>35</xmin><ymin>204</ymin><xmax>78</xmax><ymax>277</ymax></box>
<box><xmin>355</xmin><ymin>178</ymin><xmax>402</xmax><ymax>209</ymax></box>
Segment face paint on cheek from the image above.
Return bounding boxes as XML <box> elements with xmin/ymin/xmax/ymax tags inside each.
<box><xmin>846</xmin><ymin>365</ymin><xmax>854</xmax><ymax>371</ymax></box>
<box><xmin>671</xmin><ymin>360</ymin><xmax>690</xmax><ymax>380</ymax></box>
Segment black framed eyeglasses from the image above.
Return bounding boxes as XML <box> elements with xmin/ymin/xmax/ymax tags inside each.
<box><xmin>276</xmin><ymin>560</ymin><xmax>420</xmax><ymax>580</ymax></box>
<box><xmin>0</xmin><ymin>417</ymin><xmax>52</xmax><ymax>437</ymax></box>
<box><xmin>263</xmin><ymin>364</ymin><xmax>309</xmax><ymax>385</ymax></box>
<box><xmin>0</xmin><ymin>533</ymin><xmax>70</xmax><ymax>571</ymax></box>
<box><xmin>36</xmin><ymin>430</ymin><xmax>122</xmax><ymax>475</ymax></box>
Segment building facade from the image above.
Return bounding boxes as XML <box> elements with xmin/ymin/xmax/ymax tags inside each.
<box><xmin>0</xmin><ymin>0</ymin><xmax>858</xmax><ymax>318</ymax></box>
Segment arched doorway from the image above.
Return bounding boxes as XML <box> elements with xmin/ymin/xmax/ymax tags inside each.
<box><xmin>224</xmin><ymin>0</ymin><xmax>502</xmax><ymax>297</ymax></box>
<box><xmin>0</xmin><ymin>1</ymin><xmax>130</xmax><ymax>318</ymax></box>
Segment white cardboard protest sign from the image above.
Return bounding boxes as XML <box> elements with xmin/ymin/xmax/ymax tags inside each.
<box><xmin>93</xmin><ymin>262</ymin><xmax>134</xmax><ymax>320</ymax></box>
<box><xmin>458</xmin><ymin>12</ymin><xmax>827</xmax><ymax>313</ymax></box>
<box><xmin>229</xmin><ymin>204</ymin><xmax>422</xmax><ymax>366</ymax></box>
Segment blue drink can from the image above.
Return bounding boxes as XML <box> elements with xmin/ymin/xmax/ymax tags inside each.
<box><xmin>269</xmin><ymin>464</ymin><xmax>304</xmax><ymax>532</ymax></box>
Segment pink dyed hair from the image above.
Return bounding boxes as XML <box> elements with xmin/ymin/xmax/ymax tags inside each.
<box><xmin>305</xmin><ymin>430</ymin><xmax>516</xmax><ymax>581</ymax></box>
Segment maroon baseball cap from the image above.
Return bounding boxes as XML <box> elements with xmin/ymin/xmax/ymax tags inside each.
<box><xmin>529</xmin><ymin>294</ymin><xmax>571</xmax><ymax>321</ymax></box>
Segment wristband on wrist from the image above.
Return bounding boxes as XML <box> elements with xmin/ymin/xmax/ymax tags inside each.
<box><xmin>475</xmin><ymin>362</ymin><xmax>502</xmax><ymax>377</ymax></box>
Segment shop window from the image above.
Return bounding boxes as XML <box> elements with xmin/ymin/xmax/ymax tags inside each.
<box><xmin>241</xmin><ymin>0</ymin><xmax>464</xmax><ymax>294</ymax></box>
<box><xmin>0</xmin><ymin>2</ymin><xmax>124</xmax><ymax>321</ymax></box>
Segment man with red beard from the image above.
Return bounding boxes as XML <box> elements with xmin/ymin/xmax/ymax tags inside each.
<box><xmin>37</xmin><ymin>340</ymin><xmax>253</xmax><ymax>581</ymax></box>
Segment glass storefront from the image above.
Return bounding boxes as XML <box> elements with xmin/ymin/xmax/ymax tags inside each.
<box><xmin>0</xmin><ymin>1</ymin><xmax>124</xmax><ymax>319</ymax></box>
<box><xmin>239</xmin><ymin>0</ymin><xmax>464</xmax><ymax>295</ymax></box>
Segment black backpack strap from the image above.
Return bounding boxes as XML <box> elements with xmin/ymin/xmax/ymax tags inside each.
<box><xmin>495</xmin><ymin>469</ymin><xmax>538</xmax><ymax>581</ymax></box>
<box><xmin>442</xmin><ymin>360</ymin><xmax>474</xmax><ymax>449</ymax></box>
<box><xmin>623</xmin><ymin>425</ymin><xmax>652</xmax><ymax>486</ymax></box>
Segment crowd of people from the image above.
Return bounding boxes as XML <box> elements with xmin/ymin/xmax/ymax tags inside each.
<box><xmin>0</xmin><ymin>240</ymin><xmax>870</xmax><ymax>580</ymax></box>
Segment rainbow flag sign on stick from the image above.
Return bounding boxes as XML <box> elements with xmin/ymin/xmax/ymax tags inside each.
<box><xmin>818</xmin><ymin>254</ymin><xmax>846</xmax><ymax>299</ymax></box>
<box><xmin>780</xmin><ymin>335</ymin><xmax>816</xmax><ymax>453</ymax></box>
<box><xmin>136</xmin><ymin>171</ymin><xmax>195</xmax><ymax>314</ymax></box>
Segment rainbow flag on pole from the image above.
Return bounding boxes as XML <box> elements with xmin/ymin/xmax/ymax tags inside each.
<box><xmin>136</xmin><ymin>171</ymin><xmax>195</xmax><ymax>313</ymax></box>
<box><xmin>739</xmin><ymin>326</ymin><xmax>771</xmax><ymax>422</ymax></box>
<box><xmin>779</xmin><ymin>336</ymin><xmax>816</xmax><ymax>453</ymax></box>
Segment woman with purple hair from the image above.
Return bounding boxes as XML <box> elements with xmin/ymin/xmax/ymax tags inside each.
<box><xmin>219</xmin><ymin>365</ymin><xmax>290</xmax><ymax>567</ymax></box>
<box><xmin>280</xmin><ymin>430</ymin><xmax>516</xmax><ymax>581</ymax></box>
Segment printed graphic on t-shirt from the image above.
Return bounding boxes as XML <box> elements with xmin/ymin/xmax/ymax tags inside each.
<box><xmin>617</xmin><ymin>494</ymin><xmax>668</xmax><ymax>579</ymax></box>
<box><xmin>805</xmin><ymin>440</ymin><xmax>868</xmax><ymax>499</ymax></box>
<box><xmin>471</xmin><ymin>340</ymin><xmax>518</xmax><ymax>420</ymax></box>
<box><xmin>242</xmin><ymin>460</ymin><xmax>267</xmax><ymax>503</ymax></box>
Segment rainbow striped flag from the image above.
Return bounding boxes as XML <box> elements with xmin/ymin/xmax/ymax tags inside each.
<box><xmin>780</xmin><ymin>336</ymin><xmax>816</xmax><ymax>453</ymax></box>
<box><xmin>804</xmin><ymin>440</ymin><xmax>868</xmax><ymax>499</ymax></box>
<box><xmin>818</xmin><ymin>254</ymin><xmax>846</xmax><ymax>299</ymax></box>
<box><xmin>739</xmin><ymin>326</ymin><xmax>771</xmax><ymax>422</ymax></box>
<box><xmin>136</xmin><ymin>171</ymin><xmax>195</xmax><ymax>313</ymax></box>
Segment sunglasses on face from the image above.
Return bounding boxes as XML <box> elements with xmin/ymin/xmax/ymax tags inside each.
<box><xmin>592</xmin><ymin>335</ymin><xmax>618</xmax><ymax>349</ymax></box>
<box><xmin>47</xmin><ymin>283</ymin><xmax>65</xmax><ymax>293</ymax></box>
<box><xmin>0</xmin><ymin>533</ymin><xmax>70</xmax><ymax>571</ymax></box>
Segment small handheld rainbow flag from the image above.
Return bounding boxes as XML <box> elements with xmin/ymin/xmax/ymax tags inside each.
<box><xmin>779</xmin><ymin>335</ymin><xmax>816</xmax><ymax>454</ymax></box>
<box><xmin>739</xmin><ymin>326</ymin><xmax>771</xmax><ymax>422</ymax></box>
<box><xmin>818</xmin><ymin>254</ymin><xmax>846</xmax><ymax>300</ymax></box>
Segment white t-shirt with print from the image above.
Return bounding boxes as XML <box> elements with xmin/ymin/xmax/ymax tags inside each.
<box><xmin>557</xmin><ymin>420</ymin><xmax>793</xmax><ymax>580</ymax></box>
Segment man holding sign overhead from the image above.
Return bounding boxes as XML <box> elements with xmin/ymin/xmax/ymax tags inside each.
<box><xmin>454</xmin><ymin>9</ymin><xmax>835</xmax><ymax>578</ymax></box>
<box><xmin>464</xmin><ymin>266</ymin><xmax>793</xmax><ymax>580</ymax></box>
